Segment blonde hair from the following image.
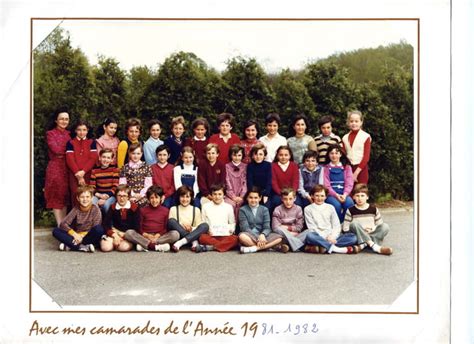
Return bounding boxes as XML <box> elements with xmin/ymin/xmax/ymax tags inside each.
<box><xmin>205</xmin><ymin>143</ymin><xmax>219</xmax><ymax>154</ymax></box>
<box><xmin>170</xmin><ymin>115</ymin><xmax>186</xmax><ymax>129</ymax></box>
<box><xmin>346</xmin><ymin>110</ymin><xmax>364</xmax><ymax>125</ymax></box>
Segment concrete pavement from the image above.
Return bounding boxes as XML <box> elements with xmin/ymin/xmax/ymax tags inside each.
<box><xmin>33</xmin><ymin>207</ymin><xmax>414</xmax><ymax>307</ymax></box>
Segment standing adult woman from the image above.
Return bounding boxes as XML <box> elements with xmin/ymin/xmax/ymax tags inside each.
<box><xmin>44</xmin><ymin>109</ymin><xmax>71</xmax><ymax>226</ymax></box>
<box><xmin>287</xmin><ymin>114</ymin><xmax>316</xmax><ymax>165</ymax></box>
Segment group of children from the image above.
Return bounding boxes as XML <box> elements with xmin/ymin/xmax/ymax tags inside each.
<box><xmin>46</xmin><ymin>109</ymin><xmax>392</xmax><ymax>255</ymax></box>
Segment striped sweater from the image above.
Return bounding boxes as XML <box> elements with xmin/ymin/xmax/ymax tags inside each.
<box><xmin>343</xmin><ymin>204</ymin><xmax>383</xmax><ymax>233</ymax></box>
<box><xmin>59</xmin><ymin>204</ymin><xmax>102</xmax><ymax>235</ymax></box>
<box><xmin>90</xmin><ymin>166</ymin><xmax>120</xmax><ymax>196</ymax></box>
<box><xmin>314</xmin><ymin>133</ymin><xmax>342</xmax><ymax>165</ymax></box>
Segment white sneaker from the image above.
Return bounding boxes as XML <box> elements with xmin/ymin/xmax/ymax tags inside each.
<box><xmin>155</xmin><ymin>243</ymin><xmax>170</xmax><ymax>252</ymax></box>
<box><xmin>78</xmin><ymin>244</ymin><xmax>95</xmax><ymax>253</ymax></box>
<box><xmin>59</xmin><ymin>243</ymin><xmax>70</xmax><ymax>251</ymax></box>
<box><xmin>136</xmin><ymin>244</ymin><xmax>148</xmax><ymax>252</ymax></box>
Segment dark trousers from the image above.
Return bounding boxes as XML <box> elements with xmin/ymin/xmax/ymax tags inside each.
<box><xmin>52</xmin><ymin>225</ymin><xmax>105</xmax><ymax>250</ymax></box>
<box><xmin>167</xmin><ymin>218</ymin><xmax>209</xmax><ymax>243</ymax></box>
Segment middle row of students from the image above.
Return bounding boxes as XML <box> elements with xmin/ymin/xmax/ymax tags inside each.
<box><xmin>91</xmin><ymin>139</ymin><xmax>355</xmax><ymax>225</ymax></box>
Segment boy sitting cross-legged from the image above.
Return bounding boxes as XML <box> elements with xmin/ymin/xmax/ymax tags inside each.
<box><xmin>124</xmin><ymin>185</ymin><xmax>179</xmax><ymax>252</ymax></box>
<box><xmin>342</xmin><ymin>183</ymin><xmax>393</xmax><ymax>255</ymax></box>
<box><xmin>271</xmin><ymin>187</ymin><xmax>304</xmax><ymax>252</ymax></box>
<box><xmin>304</xmin><ymin>184</ymin><xmax>359</xmax><ymax>254</ymax></box>
<box><xmin>100</xmin><ymin>185</ymin><xmax>137</xmax><ymax>252</ymax></box>
<box><xmin>197</xmin><ymin>183</ymin><xmax>239</xmax><ymax>252</ymax></box>
<box><xmin>52</xmin><ymin>185</ymin><xmax>104</xmax><ymax>252</ymax></box>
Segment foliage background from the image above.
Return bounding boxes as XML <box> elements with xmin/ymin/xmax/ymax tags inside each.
<box><xmin>34</xmin><ymin>28</ymin><xmax>414</xmax><ymax>226</ymax></box>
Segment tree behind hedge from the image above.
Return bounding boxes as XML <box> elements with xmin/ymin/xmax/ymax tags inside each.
<box><xmin>90</xmin><ymin>56</ymin><xmax>127</xmax><ymax>133</ymax></box>
<box><xmin>272</xmin><ymin>69</ymin><xmax>317</xmax><ymax>136</ymax></box>
<box><xmin>219</xmin><ymin>57</ymin><xmax>276</xmax><ymax>135</ymax></box>
<box><xmin>140</xmin><ymin>52</ymin><xmax>222</xmax><ymax>135</ymax></box>
<box><xmin>33</xmin><ymin>28</ymin><xmax>95</xmax><ymax>224</ymax></box>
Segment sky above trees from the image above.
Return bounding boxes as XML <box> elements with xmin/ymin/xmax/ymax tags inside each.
<box><xmin>33</xmin><ymin>19</ymin><xmax>417</xmax><ymax>73</ymax></box>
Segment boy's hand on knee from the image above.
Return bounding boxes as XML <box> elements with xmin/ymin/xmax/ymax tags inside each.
<box><xmin>112</xmin><ymin>234</ymin><xmax>122</xmax><ymax>247</ymax></box>
<box><xmin>326</xmin><ymin>235</ymin><xmax>336</xmax><ymax>244</ymax></box>
<box><xmin>72</xmin><ymin>232</ymin><xmax>83</xmax><ymax>245</ymax></box>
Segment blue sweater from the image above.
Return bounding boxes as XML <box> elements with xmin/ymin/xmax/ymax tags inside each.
<box><xmin>164</xmin><ymin>135</ymin><xmax>184</xmax><ymax>165</ymax></box>
<box><xmin>246</xmin><ymin>161</ymin><xmax>272</xmax><ymax>197</ymax></box>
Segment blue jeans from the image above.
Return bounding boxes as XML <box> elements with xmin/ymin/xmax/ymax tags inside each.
<box><xmin>325</xmin><ymin>195</ymin><xmax>354</xmax><ymax>223</ymax></box>
<box><xmin>162</xmin><ymin>196</ymin><xmax>175</xmax><ymax>209</ymax></box>
<box><xmin>167</xmin><ymin>218</ymin><xmax>209</xmax><ymax>243</ymax></box>
<box><xmin>52</xmin><ymin>225</ymin><xmax>105</xmax><ymax>250</ymax></box>
<box><xmin>92</xmin><ymin>196</ymin><xmax>116</xmax><ymax>214</ymax></box>
<box><xmin>305</xmin><ymin>232</ymin><xmax>357</xmax><ymax>251</ymax></box>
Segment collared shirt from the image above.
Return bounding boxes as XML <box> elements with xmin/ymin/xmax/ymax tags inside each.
<box><xmin>115</xmin><ymin>200</ymin><xmax>131</xmax><ymax>210</ymax></box>
<box><xmin>278</xmin><ymin>161</ymin><xmax>290</xmax><ymax>172</ymax></box>
<box><xmin>128</xmin><ymin>161</ymin><xmax>143</xmax><ymax>169</ymax></box>
<box><xmin>259</xmin><ymin>133</ymin><xmax>287</xmax><ymax>162</ymax></box>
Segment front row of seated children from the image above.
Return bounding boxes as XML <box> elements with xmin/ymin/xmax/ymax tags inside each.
<box><xmin>53</xmin><ymin>182</ymin><xmax>393</xmax><ymax>256</ymax></box>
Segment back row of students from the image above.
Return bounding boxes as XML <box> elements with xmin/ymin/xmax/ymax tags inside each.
<box><xmin>44</xmin><ymin>110</ymin><xmax>371</xmax><ymax>228</ymax></box>
<box><xmin>53</xmin><ymin>181</ymin><xmax>392</xmax><ymax>256</ymax></box>
<box><xmin>106</xmin><ymin>111</ymin><xmax>370</xmax><ymax>181</ymax></box>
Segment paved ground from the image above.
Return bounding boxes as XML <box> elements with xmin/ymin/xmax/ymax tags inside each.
<box><xmin>33</xmin><ymin>208</ymin><xmax>414</xmax><ymax>307</ymax></box>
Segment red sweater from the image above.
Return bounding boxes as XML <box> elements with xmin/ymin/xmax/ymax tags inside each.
<box><xmin>208</xmin><ymin>133</ymin><xmax>241</xmax><ymax>164</ymax></box>
<box><xmin>66</xmin><ymin>137</ymin><xmax>97</xmax><ymax>176</ymax></box>
<box><xmin>139</xmin><ymin>205</ymin><xmax>169</xmax><ymax>235</ymax></box>
<box><xmin>198</xmin><ymin>160</ymin><xmax>226</xmax><ymax>197</ymax></box>
<box><xmin>271</xmin><ymin>162</ymin><xmax>300</xmax><ymax>195</ymax></box>
<box><xmin>184</xmin><ymin>137</ymin><xmax>209</xmax><ymax>165</ymax></box>
<box><xmin>151</xmin><ymin>163</ymin><xmax>175</xmax><ymax>198</ymax></box>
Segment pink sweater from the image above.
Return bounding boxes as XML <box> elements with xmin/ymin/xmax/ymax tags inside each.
<box><xmin>225</xmin><ymin>162</ymin><xmax>247</xmax><ymax>199</ymax></box>
<box><xmin>323</xmin><ymin>163</ymin><xmax>354</xmax><ymax>197</ymax></box>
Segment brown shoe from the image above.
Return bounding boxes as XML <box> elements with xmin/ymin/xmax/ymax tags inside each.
<box><xmin>275</xmin><ymin>244</ymin><xmax>289</xmax><ymax>253</ymax></box>
<box><xmin>319</xmin><ymin>246</ymin><xmax>327</xmax><ymax>254</ymax></box>
<box><xmin>379</xmin><ymin>246</ymin><xmax>393</xmax><ymax>255</ymax></box>
<box><xmin>347</xmin><ymin>245</ymin><xmax>361</xmax><ymax>254</ymax></box>
<box><xmin>304</xmin><ymin>245</ymin><xmax>319</xmax><ymax>254</ymax></box>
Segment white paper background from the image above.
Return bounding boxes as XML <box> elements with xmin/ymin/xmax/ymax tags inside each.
<box><xmin>0</xmin><ymin>0</ymin><xmax>469</xmax><ymax>342</ymax></box>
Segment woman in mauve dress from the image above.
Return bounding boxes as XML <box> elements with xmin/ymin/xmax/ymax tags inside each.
<box><xmin>44</xmin><ymin>109</ymin><xmax>71</xmax><ymax>226</ymax></box>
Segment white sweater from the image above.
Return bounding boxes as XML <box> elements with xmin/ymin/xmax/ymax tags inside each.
<box><xmin>201</xmin><ymin>201</ymin><xmax>236</xmax><ymax>234</ymax></box>
<box><xmin>304</xmin><ymin>203</ymin><xmax>341</xmax><ymax>239</ymax></box>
